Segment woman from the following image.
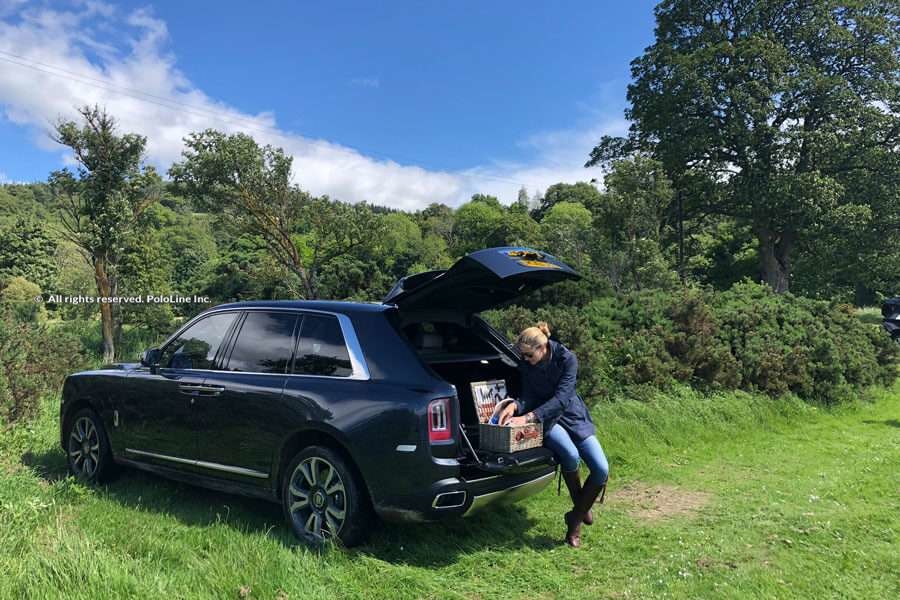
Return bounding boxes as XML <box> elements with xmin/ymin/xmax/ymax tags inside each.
<box><xmin>499</xmin><ymin>322</ymin><xmax>609</xmax><ymax>548</ymax></box>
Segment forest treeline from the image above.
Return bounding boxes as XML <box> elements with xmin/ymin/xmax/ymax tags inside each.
<box><xmin>2</xmin><ymin>0</ymin><xmax>899</xmax><ymax>422</ymax></box>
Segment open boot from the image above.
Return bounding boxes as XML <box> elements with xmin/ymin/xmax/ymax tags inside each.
<box><xmin>561</xmin><ymin>470</ymin><xmax>593</xmax><ymax>525</ymax></box>
<box><xmin>564</xmin><ymin>480</ymin><xmax>606</xmax><ymax>548</ymax></box>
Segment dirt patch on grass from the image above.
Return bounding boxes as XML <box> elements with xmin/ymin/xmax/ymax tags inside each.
<box><xmin>608</xmin><ymin>481</ymin><xmax>712</xmax><ymax>522</ymax></box>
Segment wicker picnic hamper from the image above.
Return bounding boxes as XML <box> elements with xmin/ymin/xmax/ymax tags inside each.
<box><xmin>478</xmin><ymin>420</ymin><xmax>543</xmax><ymax>453</ymax></box>
<box><xmin>470</xmin><ymin>379</ymin><xmax>543</xmax><ymax>453</ymax></box>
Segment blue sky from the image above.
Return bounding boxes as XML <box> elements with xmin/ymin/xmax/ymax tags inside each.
<box><xmin>0</xmin><ymin>0</ymin><xmax>658</xmax><ymax>208</ymax></box>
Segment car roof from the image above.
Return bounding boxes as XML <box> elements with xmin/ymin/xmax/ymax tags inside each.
<box><xmin>208</xmin><ymin>299</ymin><xmax>392</xmax><ymax>314</ymax></box>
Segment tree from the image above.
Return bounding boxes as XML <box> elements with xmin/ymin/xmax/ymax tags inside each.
<box><xmin>171</xmin><ymin>130</ymin><xmax>385</xmax><ymax>299</ymax></box>
<box><xmin>589</xmin><ymin>0</ymin><xmax>900</xmax><ymax>293</ymax></box>
<box><xmin>531</xmin><ymin>182</ymin><xmax>603</xmax><ymax>222</ymax></box>
<box><xmin>417</xmin><ymin>203</ymin><xmax>456</xmax><ymax>250</ymax></box>
<box><xmin>49</xmin><ymin>106</ymin><xmax>161</xmax><ymax>362</ymax></box>
<box><xmin>117</xmin><ymin>218</ymin><xmax>176</xmax><ymax>340</ymax></box>
<box><xmin>515</xmin><ymin>186</ymin><xmax>530</xmax><ymax>212</ymax></box>
<box><xmin>594</xmin><ymin>157</ymin><xmax>678</xmax><ymax>292</ymax></box>
<box><xmin>0</xmin><ymin>218</ymin><xmax>58</xmax><ymax>291</ymax></box>
<box><xmin>451</xmin><ymin>197</ymin><xmax>507</xmax><ymax>255</ymax></box>
<box><xmin>540</xmin><ymin>201</ymin><xmax>595</xmax><ymax>271</ymax></box>
<box><xmin>295</xmin><ymin>196</ymin><xmax>387</xmax><ymax>298</ymax></box>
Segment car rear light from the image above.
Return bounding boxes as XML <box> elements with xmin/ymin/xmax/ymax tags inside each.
<box><xmin>428</xmin><ymin>397</ymin><xmax>452</xmax><ymax>443</ymax></box>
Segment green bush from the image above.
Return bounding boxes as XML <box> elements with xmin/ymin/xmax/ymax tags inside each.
<box><xmin>0</xmin><ymin>312</ymin><xmax>88</xmax><ymax>424</ymax></box>
<box><xmin>486</xmin><ymin>281</ymin><xmax>898</xmax><ymax>405</ymax></box>
<box><xmin>50</xmin><ymin>318</ymin><xmax>165</xmax><ymax>364</ymax></box>
<box><xmin>0</xmin><ymin>277</ymin><xmax>46</xmax><ymax>323</ymax></box>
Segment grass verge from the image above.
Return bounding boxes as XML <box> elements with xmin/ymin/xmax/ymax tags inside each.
<box><xmin>1</xmin><ymin>385</ymin><xmax>898</xmax><ymax>599</ymax></box>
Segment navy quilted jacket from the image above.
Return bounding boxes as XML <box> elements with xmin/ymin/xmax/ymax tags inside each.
<box><xmin>514</xmin><ymin>339</ymin><xmax>595</xmax><ymax>441</ymax></box>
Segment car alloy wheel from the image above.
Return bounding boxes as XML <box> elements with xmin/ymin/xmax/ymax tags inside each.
<box><xmin>65</xmin><ymin>408</ymin><xmax>113</xmax><ymax>482</ymax></box>
<box><xmin>68</xmin><ymin>415</ymin><xmax>101</xmax><ymax>478</ymax></box>
<box><xmin>287</xmin><ymin>456</ymin><xmax>348</xmax><ymax>541</ymax></box>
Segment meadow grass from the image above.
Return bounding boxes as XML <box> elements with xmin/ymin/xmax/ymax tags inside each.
<box><xmin>1</xmin><ymin>385</ymin><xmax>898</xmax><ymax>599</ymax></box>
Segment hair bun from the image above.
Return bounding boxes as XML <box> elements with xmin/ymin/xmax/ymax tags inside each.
<box><xmin>535</xmin><ymin>321</ymin><xmax>551</xmax><ymax>337</ymax></box>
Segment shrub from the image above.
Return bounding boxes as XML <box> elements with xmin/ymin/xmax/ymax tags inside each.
<box><xmin>486</xmin><ymin>281</ymin><xmax>898</xmax><ymax>405</ymax></box>
<box><xmin>0</xmin><ymin>312</ymin><xmax>88</xmax><ymax>424</ymax></box>
<box><xmin>0</xmin><ymin>276</ymin><xmax>46</xmax><ymax>323</ymax></box>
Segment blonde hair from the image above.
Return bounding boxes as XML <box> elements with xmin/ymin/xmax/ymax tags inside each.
<box><xmin>516</xmin><ymin>321</ymin><xmax>551</xmax><ymax>353</ymax></box>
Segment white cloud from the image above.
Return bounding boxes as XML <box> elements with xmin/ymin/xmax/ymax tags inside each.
<box><xmin>0</xmin><ymin>170</ymin><xmax>9</xmax><ymax>183</ymax></box>
<box><xmin>0</xmin><ymin>2</ymin><xmax>625</xmax><ymax>209</ymax></box>
<box><xmin>463</xmin><ymin>117</ymin><xmax>628</xmax><ymax>200</ymax></box>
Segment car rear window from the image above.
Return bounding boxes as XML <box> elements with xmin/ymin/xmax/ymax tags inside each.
<box><xmin>294</xmin><ymin>314</ymin><xmax>353</xmax><ymax>377</ymax></box>
<box><xmin>226</xmin><ymin>311</ymin><xmax>299</xmax><ymax>373</ymax></box>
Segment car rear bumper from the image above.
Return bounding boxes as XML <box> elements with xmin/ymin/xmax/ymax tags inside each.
<box><xmin>462</xmin><ymin>469</ymin><xmax>556</xmax><ymax>516</ymax></box>
<box><xmin>373</xmin><ymin>458</ymin><xmax>558</xmax><ymax>523</ymax></box>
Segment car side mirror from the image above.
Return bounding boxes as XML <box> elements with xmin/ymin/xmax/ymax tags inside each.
<box><xmin>141</xmin><ymin>348</ymin><xmax>161</xmax><ymax>372</ymax></box>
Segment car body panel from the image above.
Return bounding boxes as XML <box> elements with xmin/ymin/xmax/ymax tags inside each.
<box><xmin>60</xmin><ymin>247</ymin><xmax>576</xmax><ymax>526</ymax></box>
<box><xmin>382</xmin><ymin>246</ymin><xmax>580</xmax><ymax>313</ymax></box>
<box><xmin>116</xmin><ymin>367</ymin><xmax>206</xmax><ymax>472</ymax></box>
<box><xmin>882</xmin><ymin>297</ymin><xmax>900</xmax><ymax>340</ymax></box>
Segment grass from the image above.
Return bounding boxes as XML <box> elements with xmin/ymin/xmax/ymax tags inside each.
<box><xmin>855</xmin><ymin>306</ymin><xmax>883</xmax><ymax>326</ymax></box>
<box><xmin>1</xmin><ymin>385</ymin><xmax>898</xmax><ymax>599</ymax></box>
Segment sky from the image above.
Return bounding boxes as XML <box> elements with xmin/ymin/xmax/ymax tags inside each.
<box><xmin>0</xmin><ymin>0</ymin><xmax>658</xmax><ymax>210</ymax></box>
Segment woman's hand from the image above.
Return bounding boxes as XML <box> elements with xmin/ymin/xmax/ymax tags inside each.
<box><xmin>497</xmin><ymin>402</ymin><xmax>517</xmax><ymax>425</ymax></box>
<box><xmin>507</xmin><ymin>413</ymin><xmax>535</xmax><ymax>427</ymax></box>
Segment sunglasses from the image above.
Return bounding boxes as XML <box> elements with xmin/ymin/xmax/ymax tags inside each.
<box><xmin>521</xmin><ymin>350</ymin><xmax>536</xmax><ymax>359</ymax></box>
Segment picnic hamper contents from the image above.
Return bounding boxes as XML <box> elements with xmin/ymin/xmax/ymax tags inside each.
<box><xmin>470</xmin><ymin>379</ymin><xmax>543</xmax><ymax>453</ymax></box>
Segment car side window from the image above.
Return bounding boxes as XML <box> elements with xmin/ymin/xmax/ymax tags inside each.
<box><xmin>294</xmin><ymin>314</ymin><xmax>353</xmax><ymax>377</ymax></box>
<box><xmin>160</xmin><ymin>312</ymin><xmax>236</xmax><ymax>370</ymax></box>
<box><xmin>226</xmin><ymin>311</ymin><xmax>299</xmax><ymax>373</ymax></box>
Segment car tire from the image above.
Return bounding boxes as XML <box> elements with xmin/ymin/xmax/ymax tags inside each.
<box><xmin>281</xmin><ymin>445</ymin><xmax>372</xmax><ymax>548</ymax></box>
<box><xmin>64</xmin><ymin>408</ymin><xmax>114</xmax><ymax>483</ymax></box>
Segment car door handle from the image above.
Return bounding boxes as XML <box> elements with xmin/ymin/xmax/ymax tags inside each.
<box><xmin>178</xmin><ymin>384</ymin><xmax>225</xmax><ymax>397</ymax></box>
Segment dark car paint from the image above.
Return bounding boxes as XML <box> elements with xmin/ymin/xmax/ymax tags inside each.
<box><xmin>883</xmin><ymin>297</ymin><xmax>900</xmax><ymax>340</ymax></box>
<box><xmin>61</xmin><ymin>248</ymin><xmax>573</xmax><ymax>523</ymax></box>
<box><xmin>383</xmin><ymin>246</ymin><xmax>580</xmax><ymax>313</ymax></box>
<box><xmin>60</xmin><ymin>305</ymin><xmax>540</xmax><ymax>521</ymax></box>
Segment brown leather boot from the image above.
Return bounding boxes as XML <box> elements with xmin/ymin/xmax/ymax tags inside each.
<box><xmin>561</xmin><ymin>470</ymin><xmax>593</xmax><ymax>525</ymax></box>
<box><xmin>564</xmin><ymin>480</ymin><xmax>606</xmax><ymax>548</ymax></box>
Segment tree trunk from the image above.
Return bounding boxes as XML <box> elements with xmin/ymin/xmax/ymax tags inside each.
<box><xmin>93</xmin><ymin>256</ymin><xmax>116</xmax><ymax>363</ymax></box>
<box><xmin>755</xmin><ymin>225</ymin><xmax>793</xmax><ymax>294</ymax></box>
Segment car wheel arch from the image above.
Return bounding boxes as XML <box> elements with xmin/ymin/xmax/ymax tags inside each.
<box><xmin>274</xmin><ymin>428</ymin><xmax>374</xmax><ymax>509</ymax></box>
<box><xmin>60</xmin><ymin>397</ymin><xmax>99</xmax><ymax>448</ymax></box>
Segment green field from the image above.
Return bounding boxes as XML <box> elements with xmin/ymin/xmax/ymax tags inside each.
<box><xmin>1</xmin><ymin>385</ymin><xmax>898</xmax><ymax>599</ymax></box>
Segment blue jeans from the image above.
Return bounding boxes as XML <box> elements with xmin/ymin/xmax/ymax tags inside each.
<box><xmin>544</xmin><ymin>424</ymin><xmax>609</xmax><ymax>487</ymax></box>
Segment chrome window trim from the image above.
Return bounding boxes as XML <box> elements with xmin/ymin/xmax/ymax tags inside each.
<box><xmin>125</xmin><ymin>448</ymin><xmax>269</xmax><ymax>479</ymax></box>
<box><xmin>158</xmin><ymin>306</ymin><xmax>371</xmax><ymax>381</ymax></box>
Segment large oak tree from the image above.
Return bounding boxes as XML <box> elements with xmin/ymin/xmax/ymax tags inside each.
<box><xmin>589</xmin><ymin>0</ymin><xmax>900</xmax><ymax>293</ymax></box>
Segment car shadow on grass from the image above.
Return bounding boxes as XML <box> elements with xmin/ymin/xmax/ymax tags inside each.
<box><xmin>21</xmin><ymin>447</ymin><xmax>70</xmax><ymax>483</ymax></box>
<box><xmin>356</xmin><ymin>506</ymin><xmax>561</xmax><ymax>567</ymax></box>
<box><xmin>20</xmin><ymin>447</ymin><xmax>561</xmax><ymax>565</ymax></box>
<box><xmin>862</xmin><ymin>419</ymin><xmax>900</xmax><ymax>428</ymax></box>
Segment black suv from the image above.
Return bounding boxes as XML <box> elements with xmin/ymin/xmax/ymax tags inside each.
<box><xmin>60</xmin><ymin>247</ymin><xmax>580</xmax><ymax>546</ymax></box>
<box><xmin>882</xmin><ymin>297</ymin><xmax>900</xmax><ymax>340</ymax></box>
